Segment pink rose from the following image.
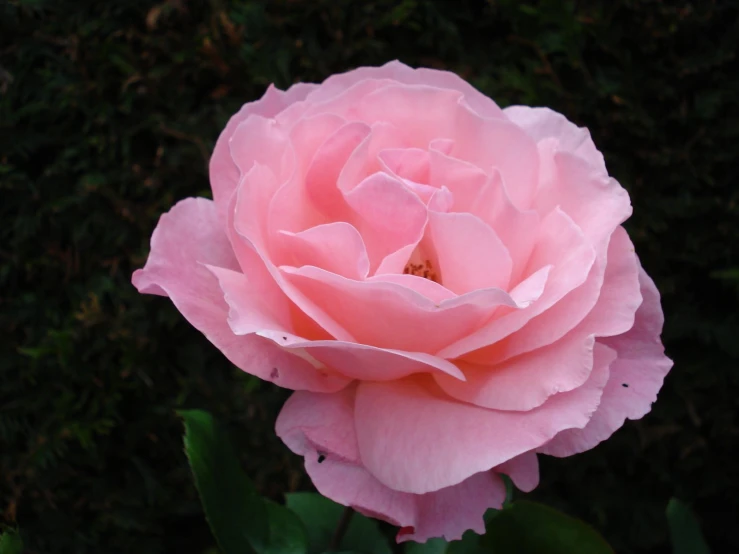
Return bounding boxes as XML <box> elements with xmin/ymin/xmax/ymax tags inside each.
<box><xmin>133</xmin><ymin>61</ymin><xmax>672</xmax><ymax>542</ymax></box>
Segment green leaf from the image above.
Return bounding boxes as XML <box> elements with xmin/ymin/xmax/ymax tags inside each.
<box><xmin>405</xmin><ymin>538</ymin><xmax>447</xmax><ymax>554</ymax></box>
<box><xmin>481</xmin><ymin>501</ymin><xmax>613</xmax><ymax>554</ymax></box>
<box><xmin>285</xmin><ymin>493</ymin><xmax>391</xmax><ymax>554</ymax></box>
<box><xmin>179</xmin><ymin>409</ymin><xmax>269</xmax><ymax>554</ymax></box>
<box><xmin>666</xmin><ymin>498</ymin><xmax>712</xmax><ymax>554</ymax></box>
<box><xmin>264</xmin><ymin>499</ymin><xmax>309</xmax><ymax>554</ymax></box>
<box><xmin>0</xmin><ymin>530</ymin><xmax>23</xmax><ymax>554</ymax></box>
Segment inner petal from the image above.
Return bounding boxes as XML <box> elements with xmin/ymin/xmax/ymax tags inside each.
<box><xmin>425</xmin><ymin>211</ymin><xmax>513</xmax><ymax>294</ymax></box>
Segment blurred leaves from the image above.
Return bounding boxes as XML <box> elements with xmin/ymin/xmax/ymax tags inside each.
<box><xmin>666</xmin><ymin>498</ymin><xmax>712</xmax><ymax>554</ymax></box>
<box><xmin>0</xmin><ymin>530</ymin><xmax>23</xmax><ymax>554</ymax></box>
<box><xmin>285</xmin><ymin>493</ymin><xmax>391</xmax><ymax>554</ymax></box>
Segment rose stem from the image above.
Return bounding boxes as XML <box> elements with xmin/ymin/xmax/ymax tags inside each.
<box><xmin>328</xmin><ymin>506</ymin><xmax>355</xmax><ymax>551</ymax></box>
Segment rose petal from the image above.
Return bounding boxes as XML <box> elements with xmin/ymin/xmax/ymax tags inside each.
<box><xmin>472</xmin><ymin>225</ymin><xmax>641</xmax><ymax>364</ymax></box>
<box><xmin>451</xmin><ymin>103</ymin><xmax>540</xmax><ymax>211</ymax></box>
<box><xmin>306</xmin><ymin>60</ymin><xmax>505</xmax><ymax>119</ymax></box>
<box><xmin>304</xmin><ymin>121</ymin><xmax>371</xmax><ymax>220</ymax></box>
<box><xmin>276</xmin><ymin>387</ymin><xmax>507</xmax><ymax>543</ymax></box>
<box><xmin>495</xmin><ymin>451</ymin><xmax>540</xmax><ymax>493</ymax></box>
<box><xmin>378</xmin><ymin>148</ymin><xmax>431</xmax><ymax>184</ymax></box>
<box><xmin>440</xmin><ymin>208</ymin><xmax>596</xmax><ymax>358</ymax></box>
<box><xmin>280</xmin><ymin>265</ymin><xmax>517</xmax><ymax>353</ymax></box>
<box><xmin>354</xmin><ymin>344</ymin><xmax>613</xmax><ymax>494</ymax></box>
<box><xmin>504</xmin><ymin>105</ymin><xmax>607</xmax><ymax>175</ymax></box>
<box><xmin>344</xmin><ymin>172</ymin><xmax>428</xmax><ymax>273</ymax></box>
<box><xmin>435</xmin><ymin>334</ymin><xmax>596</xmax><ymax>411</ymax></box>
<box><xmin>536</xmin><ymin>147</ymin><xmax>631</xmax><ymax>248</ymax></box>
<box><xmin>538</xmin><ymin>269</ymin><xmax>672</xmax><ymax>456</ymax></box>
<box><xmin>426</xmin><ymin>210</ymin><xmax>513</xmax><ymax>294</ymax></box>
<box><xmin>276</xmin><ymin>222</ymin><xmax>370</xmax><ymax>280</ymax></box>
<box><xmin>229</xmin><ymin>115</ymin><xmax>293</xmax><ymax>183</ymax></box>
<box><xmin>256</xmin><ymin>332</ymin><xmax>465</xmax><ymax>381</ymax></box>
<box><xmin>132</xmin><ymin>198</ymin><xmax>345</xmax><ymax>392</ymax></box>
<box><xmin>209</xmin><ymin>83</ymin><xmax>316</xmax><ymax>220</ymax></box>
<box><xmin>356</xmin><ymin>85</ymin><xmax>462</xmax><ymax>146</ymax></box>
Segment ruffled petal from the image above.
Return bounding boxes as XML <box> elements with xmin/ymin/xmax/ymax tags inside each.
<box><xmin>435</xmin><ymin>334</ymin><xmax>596</xmax><ymax>411</ymax></box>
<box><xmin>276</xmin><ymin>388</ymin><xmax>507</xmax><ymax>543</ymax></box>
<box><xmin>132</xmin><ymin>198</ymin><xmax>344</xmax><ymax>392</ymax></box>
<box><xmin>209</xmin><ymin>83</ymin><xmax>316</xmax><ymax>220</ymax></box>
<box><xmin>539</xmin><ymin>269</ymin><xmax>672</xmax><ymax>456</ymax></box>
<box><xmin>354</xmin><ymin>345</ymin><xmax>613</xmax><ymax>494</ymax></box>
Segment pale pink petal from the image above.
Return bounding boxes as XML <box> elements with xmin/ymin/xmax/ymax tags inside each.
<box><xmin>305</xmin><ymin>60</ymin><xmax>504</xmax><ymax>119</ymax></box>
<box><xmin>337</xmin><ymin>121</ymin><xmax>406</xmax><ymax>195</ymax></box>
<box><xmin>378</xmin><ymin>148</ymin><xmax>430</xmax><ymax>184</ymax></box>
<box><xmin>476</xmin><ymin>226</ymin><xmax>641</xmax><ymax>364</ymax></box>
<box><xmin>304</xmin><ymin>121</ymin><xmax>371</xmax><ymax>219</ymax></box>
<box><xmin>451</xmin><ymin>104</ymin><xmax>540</xmax><ymax>211</ymax></box>
<box><xmin>404</xmin><ymin>470</ymin><xmax>506</xmax><ymax>543</ymax></box>
<box><xmin>276</xmin><ymin>386</ymin><xmax>361</xmax><ymax>462</ymax></box>
<box><xmin>435</xmin><ymin>334</ymin><xmax>596</xmax><ymax>411</ymax></box>
<box><xmin>355</xmin><ymin>345</ymin><xmax>613</xmax><ymax>494</ymax></box>
<box><xmin>276</xmin><ymin>387</ymin><xmax>507</xmax><ymax>543</ymax></box>
<box><xmin>440</xmin><ymin>208</ymin><xmax>596</xmax><ymax>358</ymax></box>
<box><xmin>428</xmin><ymin>149</ymin><xmax>540</xmax><ymax>282</ymax></box>
<box><xmin>276</xmin><ymin>222</ymin><xmax>370</xmax><ymax>280</ymax></box>
<box><xmin>231</xmin><ymin>163</ymin><xmax>281</xmax><ymax>253</ymax></box>
<box><xmin>209</xmin><ymin>83</ymin><xmax>316</xmax><ymax>220</ymax></box>
<box><xmin>256</xmin><ymin>332</ymin><xmax>464</xmax><ymax>382</ymax></box>
<box><xmin>356</xmin><ymin>85</ymin><xmax>462</xmax><ymax>146</ymax></box>
<box><xmin>366</xmin><ymin>273</ymin><xmax>456</xmax><ymax>304</ymax></box>
<box><xmin>207</xmin><ymin>265</ymin><xmax>292</xmax><ymax>335</ymax></box>
<box><xmin>504</xmin><ymin>105</ymin><xmax>607</xmax><ymax>175</ymax></box>
<box><xmin>428</xmin><ymin>147</ymin><xmax>490</xmax><ymax>212</ymax></box>
<box><xmin>539</xmin><ymin>269</ymin><xmax>672</xmax><ymax>456</ymax></box>
<box><xmin>280</xmin><ymin>265</ymin><xmax>517</xmax><ymax>353</ymax></box>
<box><xmin>536</xmin><ymin>147</ymin><xmax>631</xmax><ymax>248</ymax></box>
<box><xmin>288</xmin><ymin>112</ymin><xmax>347</xmax><ymax>174</ymax></box>
<box><xmin>495</xmin><ymin>451</ymin><xmax>540</xmax><ymax>493</ymax></box>
<box><xmin>132</xmin><ymin>198</ymin><xmax>344</xmax><ymax>392</ymax></box>
<box><xmin>344</xmin><ymin>172</ymin><xmax>428</xmax><ymax>273</ymax></box>
<box><xmin>229</xmin><ymin>115</ymin><xmax>293</xmax><ymax>183</ymax></box>
<box><xmin>228</xmin><ymin>171</ymin><xmax>356</xmax><ymax>342</ymax></box>
<box><xmin>426</xmin><ymin>211</ymin><xmax>513</xmax><ymax>294</ymax></box>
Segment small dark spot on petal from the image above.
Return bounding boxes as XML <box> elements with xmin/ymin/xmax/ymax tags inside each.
<box><xmin>270</xmin><ymin>367</ymin><xmax>279</xmax><ymax>379</ymax></box>
<box><xmin>622</xmin><ymin>383</ymin><xmax>629</xmax><ymax>388</ymax></box>
<box><xmin>317</xmin><ymin>453</ymin><xmax>326</xmax><ymax>463</ymax></box>
<box><xmin>282</xmin><ymin>336</ymin><xmax>287</xmax><ymax>340</ymax></box>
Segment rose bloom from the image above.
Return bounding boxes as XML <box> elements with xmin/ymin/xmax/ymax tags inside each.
<box><xmin>133</xmin><ymin>61</ymin><xmax>672</xmax><ymax>542</ymax></box>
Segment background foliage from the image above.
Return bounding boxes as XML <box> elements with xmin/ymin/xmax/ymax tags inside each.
<box><xmin>2</xmin><ymin>0</ymin><xmax>737</xmax><ymax>552</ymax></box>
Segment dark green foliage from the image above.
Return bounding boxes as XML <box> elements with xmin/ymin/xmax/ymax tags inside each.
<box><xmin>285</xmin><ymin>493</ymin><xmax>391</xmax><ymax>554</ymax></box>
<box><xmin>482</xmin><ymin>501</ymin><xmax>614</xmax><ymax>554</ymax></box>
<box><xmin>1</xmin><ymin>0</ymin><xmax>736</xmax><ymax>553</ymax></box>
<box><xmin>666</xmin><ymin>499</ymin><xmax>712</xmax><ymax>554</ymax></box>
<box><xmin>180</xmin><ymin>409</ymin><xmax>268</xmax><ymax>554</ymax></box>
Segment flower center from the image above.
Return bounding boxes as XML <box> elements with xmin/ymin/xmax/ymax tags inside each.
<box><xmin>403</xmin><ymin>258</ymin><xmax>439</xmax><ymax>282</ymax></box>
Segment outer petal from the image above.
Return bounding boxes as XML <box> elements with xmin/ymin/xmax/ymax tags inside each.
<box><xmin>276</xmin><ymin>388</ymin><xmax>507</xmax><ymax>543</ymax></box>
<box><xmin>435</xmin><ymin>334</ymin><xmax>596</xmax><ymax>411</ymax></box>
<box><xmin>305</xmin><ymin>60</ymin><xmax>505</xmax><ymax>119</ymax></box>
<box><xmin>539</xmin><ymin>269</ymin><xmax>672</xmax><ymax>456</ymax></box>
<box><xmin>132</xmin><ymin>198</ymin><xmax>344</xmax><ymax>392</ymax></box>
<box><xmin>504</xmin><ymin>105</ymin><xmax>607</xmax><ymax>175</ymax></box>
<box><xmin>209</xmin><ymin>83</ymin><xmax>315</xmax><ymax>220</ymax></box>
<box><xmin>354</xmin><ymin>344</ymin><xmax>614</xmax><ymax>495</ymax></box>
<box><xmin>495</xmin><ymin>451</ymin><xmax>540</xmax><ymax>493</ymax></box>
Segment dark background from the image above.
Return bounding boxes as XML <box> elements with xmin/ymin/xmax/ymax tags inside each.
<box><xmin>2</xmin><ymin>1</ymin><xmax>738</xmax><ymax>553</ymax></box>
